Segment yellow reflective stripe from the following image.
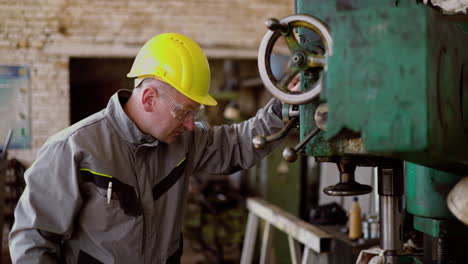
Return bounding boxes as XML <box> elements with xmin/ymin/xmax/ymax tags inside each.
<box><xmin>176</xmin><ymin>157</ymin><xmax>186</xmax><ymax>167</ymax></box>
<box><xmin>80</xmin><ymin>168</ymin><xmax>113</xmax><ymax>179</ymax></box>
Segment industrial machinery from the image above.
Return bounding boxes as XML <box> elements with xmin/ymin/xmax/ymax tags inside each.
<box><xmin>253</xmin><ymin>1</ymin><xmax>468</xmax><ymax>263</ymax></box>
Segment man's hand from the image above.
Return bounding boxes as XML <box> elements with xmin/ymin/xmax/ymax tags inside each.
<box><xmin>288</xmin><ymin>74</ymin><xmax>301</xmax><ymax>92</ymax></box>
<box><xmin>277</xmin><ymin>74</ymin><xmax>301</xmax><ymax>108</ymax></box>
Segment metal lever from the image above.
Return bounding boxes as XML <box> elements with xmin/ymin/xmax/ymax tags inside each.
<box><xmin>283</xmin><ymin>127</ymin><xmax>320</xmax><ymax>162</ymax></box>
<box><xmin>252</xmin><ymin>116</ymin><xmax>299</xmax><ymax>149</ymax></box>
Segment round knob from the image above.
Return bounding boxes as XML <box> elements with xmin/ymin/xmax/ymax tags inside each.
<box><xmin>314</xmin><ymin>103</ymin><xmax>328</xmax><ymax>131</ymax></box>
<box><xmin>265</xmin><ymin>18</ymin><xmax>288</xmax><ymax>34</ymax></box>
<box><xmin>252</xmin><ymin>135</ymin><xmax>267</xmax><ymax>149</ymax></box>
<box><xmin>282</xmin><ymin>127</ymin><xmax>320</xmax><ymax>163</ymax></box>
<box><xmin>282</xmin><ymin>147</ymin><xmax>298</xmax><ymax>162</ymax></box>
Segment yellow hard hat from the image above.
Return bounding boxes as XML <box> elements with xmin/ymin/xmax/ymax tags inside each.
<box><xmin>127</xmin><ymin>33</ymin><xmax>217</xmax><ymax>106</ymax></box>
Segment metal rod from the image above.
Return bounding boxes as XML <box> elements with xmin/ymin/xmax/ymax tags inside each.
<box><xmin>252</xmin><ymin>116</ymin><xmax>299</xmax><ymax>149</ymax></box>
<box><xmin>293</xmin><ymin>127</ymin><xmax>320</xmax><ymax>152</ymax></box>
<box><xmin>378</xmin><ymin>160</ymin><xmax>404</xmax><ymax>264</ymax></box>
<box><xmin>373</xmin><ymin>167</ymin><xmax>379</xmax><ymax>216</ymax></box>
<box><xmin>283</xmin><ymin>127</ymin><xmax>320</xmax><ymax>162</ymax></box>
<box><xmin>379</xmin><ymin>196</ymin><xmax>402</xmax><ymax>250</ymax></box>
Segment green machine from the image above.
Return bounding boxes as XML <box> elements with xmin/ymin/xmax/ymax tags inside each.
<box><xmin>252</xmin><ymin>1</ymin><xmax>468</xmax><ymax>263</ymax></box>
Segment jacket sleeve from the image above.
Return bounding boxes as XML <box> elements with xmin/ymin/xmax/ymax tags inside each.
<box><xmin>9</xmin><ymin>140</ymin><xmax>83</xmax><ymax>264</ymax></box>
<box><xmin>191</xmin><ymin>98</ymin><xmax>285</xmax><ymax>175</ymax></box>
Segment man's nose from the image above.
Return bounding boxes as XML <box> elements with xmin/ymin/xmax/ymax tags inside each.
<box><xmin>183</xmin><ymin>117</ymin><xmax>195</xmax><ymax>131</ymax></box>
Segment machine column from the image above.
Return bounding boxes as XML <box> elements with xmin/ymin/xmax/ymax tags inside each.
<box><xmin>378</xmin><ymin>159</ymin><xmax>404</xmax><ymax>264</ymax></box>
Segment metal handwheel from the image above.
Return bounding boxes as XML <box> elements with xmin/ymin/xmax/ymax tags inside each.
<box><xmin>258</xmin><ymin>14</ymin><xmax>333</xmax><ymax>105</ymax></box>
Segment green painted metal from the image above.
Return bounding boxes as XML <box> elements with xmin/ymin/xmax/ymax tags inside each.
<box><xmin>399</xmin><ymin>256</ymin><xmax>417</xmax><ymax>264</ymax></box>
<box><xmin>300</xmin><ymin>71</ymin><xmax>368</xmax><ymax>157</ymax></box>
<box><xmin>413</xmin><ymin>215</ymin><xmax>468</xmax><ymax>238</ymax></box>
<box><xmin>326</xmin><ymin>7</ymin><xmax>427</xmax><ymax>151</ymax></box>
<box><xmin>296</xmin><ymin>0</ymin><xmax>468</xmax><ymax>174</ymax></box>
<box><xmin>406</xmin><ymin>162</ymin><xmax>462</xmax><ymax>219</ymax></box>
<box><xmin>406</xmin><ymin>163</ymin><xmax>468</xmax><ymax>239</ymax></box>
<box><xmin>413</xmin><ymin>216</ymin><xmax>444</xmax><ymax>238</ymax></box>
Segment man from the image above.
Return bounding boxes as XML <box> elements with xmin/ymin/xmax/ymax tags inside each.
<box><xmin>9</xmin><ymin>33</ymin><xmax>285</xmax><ymax>263</ymax></box>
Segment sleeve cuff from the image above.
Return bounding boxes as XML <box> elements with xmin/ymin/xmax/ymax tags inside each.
<box><xmin>271</xmin><ymin>98</ymin><xmax>282</xmax><ymax>119</ymax></box>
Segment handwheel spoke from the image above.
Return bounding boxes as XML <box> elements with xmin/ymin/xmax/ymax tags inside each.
<box><xmin>284</xmin><ymin>33</ymin><xmax>301</xmax><ymax>53</ymax></box>
<box><xmin>307</xmin><ymin>53</ymin><xmax>326</xmax><ymax>68</ymax></box>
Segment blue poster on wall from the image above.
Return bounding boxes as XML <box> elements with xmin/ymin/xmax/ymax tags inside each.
<box><xmin>0</xmin><ymin>65</ymin><xmax>31</xmax><ymax>149</ymax></box>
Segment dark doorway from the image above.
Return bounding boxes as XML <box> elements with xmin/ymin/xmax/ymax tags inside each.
<box><xmin>69</xmin><ymin>58</ymin><xmax>134</xmax><ymax>124</ymax></box>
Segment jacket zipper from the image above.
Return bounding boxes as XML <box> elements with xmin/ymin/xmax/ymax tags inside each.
<box><xmin>132</xmin><ymin>146</ymin><xmax>146</xmax><ymax>257</ymax></box>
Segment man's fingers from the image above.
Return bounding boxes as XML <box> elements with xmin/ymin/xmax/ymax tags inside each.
<box><xmin>288</xmin><ymin>74</ymin><xmax>301</xmax><ymax>92</ymax></box>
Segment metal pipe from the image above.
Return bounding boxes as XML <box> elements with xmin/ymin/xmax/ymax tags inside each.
<box><xmin>379</xmin><ymin>196</ymin><xmax>402</xmax><ymax>251</ymax></box>
<box><xmin>378</xmin><ymin>159</ymin><xmax>404</xmax><ymax>264</ymax></box>
<box><xmin>374</xmin><ymin>167</ymin><xmax>379</xmax><ymax>216</ymax></box>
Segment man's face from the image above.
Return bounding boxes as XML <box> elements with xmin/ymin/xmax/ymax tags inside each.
<box><xmin>150</xmin><ymin>88</ymin><xmax>201</xmax><ymax>144</ymax></box>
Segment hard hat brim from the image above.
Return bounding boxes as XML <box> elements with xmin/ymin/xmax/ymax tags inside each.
<box><xmin>183</xmin><ymin>92</ymin><xmax>218</xmax><ymax>106</ymax></box>
<box><xmin>132</xmin><ymin>76</ymin><xmax>218</xmax><ymax>106</ymax></box>
<box><xmin>165</xmin><ymin>77</ymin><xmax>218</xmax><ymax>106</ymax></box>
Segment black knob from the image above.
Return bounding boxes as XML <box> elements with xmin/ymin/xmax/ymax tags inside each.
<box><xmin>265</xmin><ymin>18</ymin><xmax>289</xmax><ymax>35</ymax></box>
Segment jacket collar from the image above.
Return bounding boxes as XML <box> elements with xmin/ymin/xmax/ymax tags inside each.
<box><xmin>105</xmin><ymin>90</ymin><xmax>158</xmax><ymax>146</ymax></box>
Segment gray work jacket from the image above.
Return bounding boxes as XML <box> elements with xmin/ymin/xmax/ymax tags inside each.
<box><xmin>9</xmin><ymin>90</ymin><xmax>284</xmax><ymax>264</ymax></box>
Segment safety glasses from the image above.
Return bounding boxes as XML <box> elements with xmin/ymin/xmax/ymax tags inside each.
<box><xmin>159</xmin><ymin>91</ymin><xmax>204</xmax><ymax>122</ymax></box>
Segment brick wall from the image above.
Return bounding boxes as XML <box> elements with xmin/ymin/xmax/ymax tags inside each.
<box><xmin>0</xmin><ymin>0</ymin><xmax>293</xmax><ymax>165</ymax></box>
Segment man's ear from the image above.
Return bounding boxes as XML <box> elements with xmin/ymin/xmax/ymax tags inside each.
<box><xmin>141</xmin><ymin>87</ymin><xmax>158</xmax><ymax>112</ymax></box>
